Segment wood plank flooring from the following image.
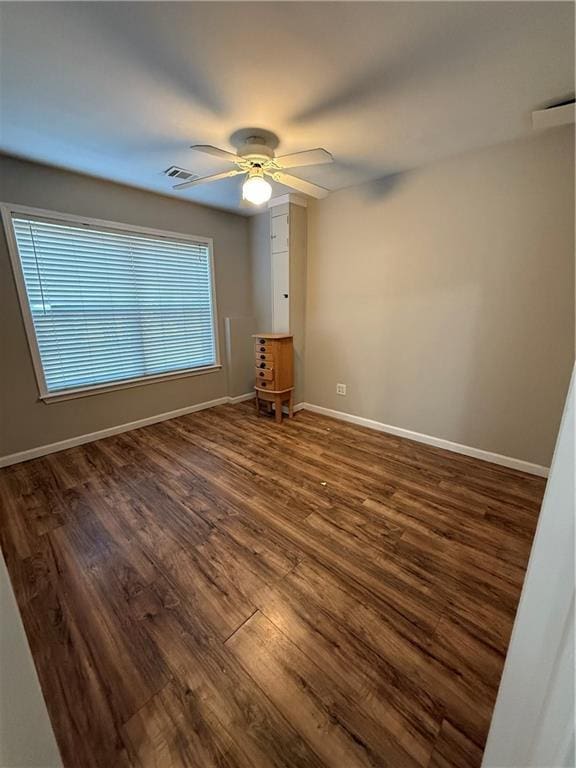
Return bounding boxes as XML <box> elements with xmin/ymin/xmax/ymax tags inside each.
<box><xmin>0</xmin><ymin>403</ymin><xmax>545</xmax><ymax>768</ymax></box>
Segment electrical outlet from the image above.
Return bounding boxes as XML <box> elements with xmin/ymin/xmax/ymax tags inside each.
<box><xmin>336</xmin><ymin>383</ymin><xmax>347</xmax><ymax>396</ymax></box>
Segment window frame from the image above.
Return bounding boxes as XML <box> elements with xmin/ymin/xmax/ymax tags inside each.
<box><xmin>1</xmin><ymin>202</ymin><xmax>221</xmax><ymax>403</ymax></box>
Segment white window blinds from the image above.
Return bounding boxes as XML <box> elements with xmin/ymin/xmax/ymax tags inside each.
<box><xmin>10</xmin><ymin>214</ymin><xmax>217</xmax><ymax>397</ymax></box>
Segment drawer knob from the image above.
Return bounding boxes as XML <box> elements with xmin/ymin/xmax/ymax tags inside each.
<box><xmin>259</xmin><ymin>339</ymin><xmax>266</xmax><ymax>344</ymax></box>
<box><xmin>259</xmin><ymin>363</ymin><xmax>266</xmax><ymax>369</ymax></box>
<box><xmin>259</xmin><ymin>372</ymin><xmax>265</xmax><ymax>377</ymax></box>
<box><xmin>259</xmin><ymin>354</ymin><xmax>265</xmax><ymax>360</ymax></box>
<box><xmin>259</xmin><ymin>346</ymin><xmax>266</xmax><ymax>352</ymax></box>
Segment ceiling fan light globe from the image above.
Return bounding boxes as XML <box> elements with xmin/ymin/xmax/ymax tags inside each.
<box><xmin>242</xmin><ymin>176</ymin><xmax>272</xmax><ymax>205</ymax></box>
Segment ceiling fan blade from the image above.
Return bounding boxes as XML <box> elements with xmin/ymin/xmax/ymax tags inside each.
<box><xmin>273</xmin><ymin>172</ymin><xmax>330</xmax><ymax>199</ymax></box>
<box><xmin>190</xmin><ymin>145</ymin><xmax>238</xmax><ymax>163</ymax></box>
<box><xmin>275</xmin><ymin>148</ymin><xmax>333</xmax><ymax>169</ymax></box>
<box><xmin>173</xmin><ymin>169</ymin><xmax>242</xmax><ymax>190</ymax></box>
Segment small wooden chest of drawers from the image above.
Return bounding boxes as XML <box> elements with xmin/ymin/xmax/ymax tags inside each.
<box><xmin>252</xmin><ymin>333</ymin><xmax>294</xmax><ymax>423</ymax></box>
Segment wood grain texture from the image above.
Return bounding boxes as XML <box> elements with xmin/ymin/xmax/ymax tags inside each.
<box><xmin>0</xmin><ymin>404</ymin><xmax>545</xmax><ymax>768</ymax></box>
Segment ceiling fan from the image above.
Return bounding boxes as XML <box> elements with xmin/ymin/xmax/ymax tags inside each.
<box><xmin>172</xmin><ymin>131</ymin><xmax>333</xmax><ymax>205</ymax></box>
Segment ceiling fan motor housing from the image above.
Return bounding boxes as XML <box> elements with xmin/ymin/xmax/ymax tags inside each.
<box><xmin>237</xmin><ymin>135</ymin><xmax>275</xmax><ymax>163</ymax></box>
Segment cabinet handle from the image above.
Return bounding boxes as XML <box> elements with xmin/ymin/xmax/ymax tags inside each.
<box><xmin>259</xmin><ymin>363</ymin><xmax>265</xmax><ymax>368</ymax></box>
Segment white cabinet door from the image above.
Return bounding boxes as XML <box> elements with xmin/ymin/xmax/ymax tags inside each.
<box><xmin>272</xmin><ymin>250</ymin><xmax>289</xmax><ymax>332</ymax></box>
<box><xmin>271</xmin><ymin>214</ymin><xmax>289</xmax><ymax>253</ymax></box>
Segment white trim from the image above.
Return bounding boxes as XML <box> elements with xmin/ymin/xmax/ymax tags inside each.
<box><xmin>228</xmin><ymin>392</ymin><xmax>256</xmax><ymax>404</ymax></box>
<box><xmin>296</xmin><ymin>403</ymin><xmax>549</xmax><ymax>477</ymax></box>
<box><xmin>1</xmin><ymin>205</ymin><xmax>49</xmax><ymax>396</ymax></box>
<box><xmin>0</xmin><ymin>393</ymin><xmax>254</xmax><ymax>468</ymax></box>
<box><xmin>39</xmin><ymin>365</ymin><xmax>222</xmax><ymax>403</ymax></box>
<box><xmin>482</xmin><ymin>369</ymin><xmax>574</xmax><ymax>767</ymax></box>
<box><xmin>1</xmin><ymin>201</ymin><xmax>220</xmax><ymax>401</ymax></box>
<box><xmin>0</xmin><ymin>202</ymin><xmax>214</xmax><ymax>245</ymax></box>
<box><xmin>0</xmin><ymin>395</ymin><xmax>548</xmax><ymax>476</ymax></box>
<box><xmin>268</xmin><ymin>194</ymin><xmax>307</xmax><ymax>209</ymax></box>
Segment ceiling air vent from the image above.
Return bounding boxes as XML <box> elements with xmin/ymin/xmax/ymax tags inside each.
<box><xmin>163</xmin><ymin>166</ymin><xmax>198</xmax><ymax>182</ymax></box>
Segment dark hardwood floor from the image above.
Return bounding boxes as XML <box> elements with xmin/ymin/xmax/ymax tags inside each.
<box><xmin>0</xmin><ymin>403</ymin><xmax>545</xmax><ymax>768</ymax></box>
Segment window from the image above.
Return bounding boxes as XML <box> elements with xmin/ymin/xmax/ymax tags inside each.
<box><xmin>4</xmin><ymin>206</ymin><xmax>219</xmax><ymax>400</ymax></box>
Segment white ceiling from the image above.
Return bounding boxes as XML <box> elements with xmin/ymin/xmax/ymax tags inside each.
<box><xmin>0</xmin><ymin>2</ymin><xmax>573</xmax><ymax>214</ymax></box>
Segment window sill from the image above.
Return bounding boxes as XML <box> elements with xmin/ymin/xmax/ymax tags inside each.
<box><xmin>39</xmin><ymin>364</ymin><xmax>223</xmax><ymax>403</ymax></box>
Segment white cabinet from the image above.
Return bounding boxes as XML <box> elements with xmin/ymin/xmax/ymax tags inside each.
<box><xmin>268</xmin><ymin>195</ymin><xmax>307</xmax><ymax>400</ymax></box>
<box><xmin>271</xmin><ymin>213</ymin><xmax>289</xmax><ymax>253</ymax></box>
<box><xmin>270</xmin><ymin>207</ymin><xmax>290</xmax><ymax>332</ymax></box>
<box><xmin>272</xmin><ymin>250</ymin><xmax>289</xmax><ymax>332</ymax></box>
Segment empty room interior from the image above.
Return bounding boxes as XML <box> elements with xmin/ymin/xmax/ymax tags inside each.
<box><xmin>0</xmin><ymin>2</ymin><xmax>575</xmax><ymax>768</ymax></box>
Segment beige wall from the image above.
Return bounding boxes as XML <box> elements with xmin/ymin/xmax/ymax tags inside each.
<box><xmin>305</xmin><ymin>128</ymin><xmax>575</xmax><ymax>466</ymax></box>
<box><xmin>2</xmin><ymin>128</ymin><xmax>573</xmax><ymax>466</ymax></box>
<box><xmin>0</xmin><ymin>155</ymin><xmax>251</xmax><ymax>457</ymax></box>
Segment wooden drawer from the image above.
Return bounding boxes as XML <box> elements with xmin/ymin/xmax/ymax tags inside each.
<box><xmin>254</xmin><ymin>344</ymin><xmax>271</xmax><ymax>356</ymax></box>
<box><xmin>255</xmin><ymin>351</ymin><xmax>274</xmax><ymax>363</ymax></box>
<box><xmin>255</xmin><ymin>368</ymin><xmax>274</xmax><ymax>382</ymax></box>
<box><xmin>255</xmin><ymin>360</ymin><xmax>274</xmax><ymax>371</ymax></box>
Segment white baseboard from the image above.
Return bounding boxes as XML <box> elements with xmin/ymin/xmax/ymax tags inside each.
<box><xmin>1</xmin><ymin>394</ymin><xmax>549</xmax><ymax>478</ymax></box>
<box><xmin>0</xmin><ymin>393</ymin><xmax>254</xmax><ymax>468</ymax></box>
<box><xmin>228</xmin><ymin>392</ymin><xmax>256</xmax><ymax>404</ymax></box>
<box><xmin>297</xmin><ymin>403</ymin><xmax>549</xmax><ymax>478</ymax></box>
